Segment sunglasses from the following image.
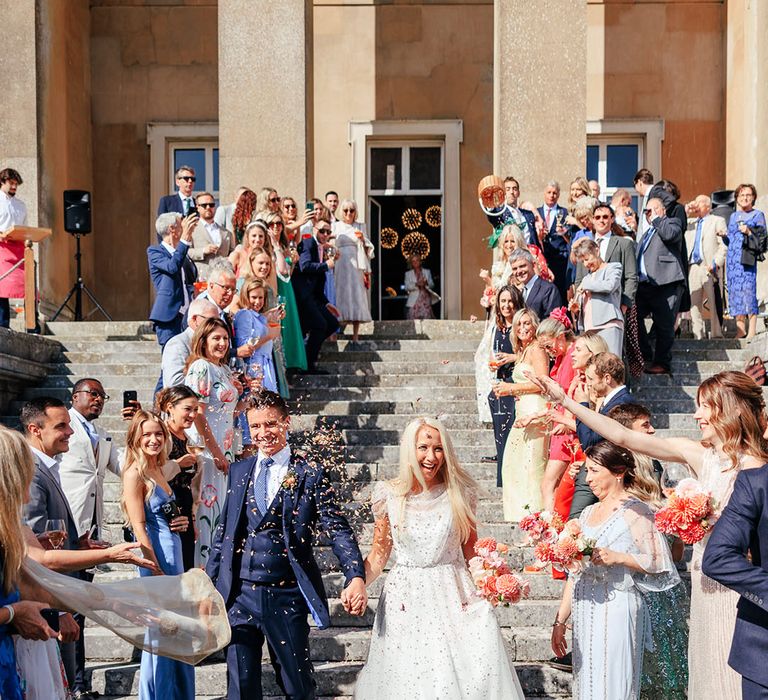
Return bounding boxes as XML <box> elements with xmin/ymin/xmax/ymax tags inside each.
<box><xmin>178</xmin><ymin>176</ymin><xmax>196</xmax><ymax>182</ymax></box>
<box><xmin>212</xmin><ymin>281</ymin><xmax>236</xmax><ymax>293</ymax></box>
<box><xmin>198</xmin><ymin>202</ymin><xmax>215</xmax><ymax>209</ymax></box>
<box><xmin>284</xmin><ymin>203</ymin><xmax>297</xmax><ymax>209</ymax></box>
<box><xmin>74</xmin><ymin>389</ymin><xmax>109</xmax><ymax>401</ymax></box>
<box><xmin>269</xmin><ymin>197</ymin><xmax>281</xmax><ymax>203</ymax></box>
<box><xmin>317</xmin><ymin>227</ymin><xmax>332</xmax><ymax>234</ymax></box>
<box><xmin>342</xmin><ymin>208</ymin><xmax>356</xmax><ymax>213</ymax></box>
<box><xmin>593</xmin><ymin>214</ymin><xmax>611</xmax><ymax>221</ymax></box>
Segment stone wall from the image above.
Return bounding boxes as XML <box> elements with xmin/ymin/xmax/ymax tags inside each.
<box><xmin>89</xmin><ymin>0</ymin><xmax>219</xmax><ymax>320</ymax></box>
<box><xmin>0</xmin><ymin>329</ymin><xmax>60</xmax><ymax>416</ymax></box>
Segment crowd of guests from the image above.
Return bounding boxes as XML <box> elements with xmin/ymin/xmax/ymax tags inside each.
<box><xmin>149</xmin><ymin>171</ymin><xmax>382</xmax><ymax>383</ymax></box>
<box><xmin>474</xmin><ymin>169</ymin><xmax>768</xmax><ymax>698</ymax></box>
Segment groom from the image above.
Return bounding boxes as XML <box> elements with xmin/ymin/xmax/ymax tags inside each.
<box><xmin>702</xmin><ymin>464</ymin><xmax>768</xmax><ymax>699</ymax></box>
<box><xmin>206</xmin><ymin>389</ymin><xmax>367</xmax><ymax>699</ymax></box>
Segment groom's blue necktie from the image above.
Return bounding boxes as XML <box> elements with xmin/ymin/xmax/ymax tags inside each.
<box><xmin>253</xmin><ymin>456</ymin><xmax>274</xmax><ymax>516</ymax></box>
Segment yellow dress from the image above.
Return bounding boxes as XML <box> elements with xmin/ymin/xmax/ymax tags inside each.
<box><xmin>501</xmin><ymin>361</ymin><xmax>550</xmax><ymax>521</ymax></box>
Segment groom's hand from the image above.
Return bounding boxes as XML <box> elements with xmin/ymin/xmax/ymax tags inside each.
<box><xmin>341</xmin><ymin>577</ymin><xmax>367</xmax><ymax>616</ymax></box>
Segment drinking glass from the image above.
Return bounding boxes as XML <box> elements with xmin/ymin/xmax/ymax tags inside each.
<box><xmin>490</xmin><ymin>378</ymin><xmax>505</xmax><ymax>416</ymax></box>
<box><xmin>660</xmin><ymin>463</ymin><xmax>691</xmax><ymax>497</ymax></box>
<box><xmin>45</xmin><ymin>519</ymin><xmax>67</xmax><ymax>550</ymax></box>
<box><xmin>186</xmin><ymin>431</ymin><xmax>206</xmax><ymax>458</ymax></box>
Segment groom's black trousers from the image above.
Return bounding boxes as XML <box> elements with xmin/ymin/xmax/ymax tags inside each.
<box><xmin>227</xmin><ymin>582</ymin><xmax>316</xmax><ymax>700</ymax></box>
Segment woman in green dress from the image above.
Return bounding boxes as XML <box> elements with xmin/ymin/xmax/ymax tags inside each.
<box><xmin>262</xmin><ymin>211</ymin><xmax>308</xmax><ymax>374</ymax></box>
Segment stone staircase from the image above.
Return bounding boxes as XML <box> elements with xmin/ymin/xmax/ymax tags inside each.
<box><xmin>4</xmin><ymin>320</ymin><xmax>764</xmax><ymax>699</ymax></box>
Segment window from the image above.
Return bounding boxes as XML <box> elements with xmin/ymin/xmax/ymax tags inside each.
<box><xmin>170</xmin><ymin>142</ymin><xmax>220</xmax><ymax>202</ymax></box>
<box><xmin>368</xmin><ymin>143</ymin><xmax>443</xmax><ymax>195</ymax></box>
<box><xmin>586</xmin><ymin>137</ymin><xmax>642</xmax><ymax>211</ymax></box>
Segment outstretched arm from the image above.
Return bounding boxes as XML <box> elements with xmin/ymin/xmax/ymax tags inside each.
<box><xmin>526</xmin><ymin>373</ymin><xmax>705</xmax><ymax>474</ymax></box>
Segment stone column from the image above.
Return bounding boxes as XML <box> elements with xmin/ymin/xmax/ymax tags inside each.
<box><xmin>0</xmin><ymin>0</ymin><xmax>39</xmax><ymax>226</ymax></box>
<box><xmin>218</xmin><ymin>0</ymin><xmax>313</xmax><ymax>204</ymax></box>
<box><xmin>494</xmin><ymin>0</ymin><xmax>587</xmax><ymax>202</ymax></box>
<box><xmin>726</xmin><ymin>0</ymin><xmax>768</xmax><ymax>210</ymax></box>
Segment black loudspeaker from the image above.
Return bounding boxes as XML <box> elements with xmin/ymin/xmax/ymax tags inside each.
<box><xmin>63</xmin><ymin>190</ymin><xmax>91</xmax><ymax>234</ymax></box>
<box><xmin>711</xmin><ymin>189</ymin><xmax>735</xmax><ymax>208</ymax></box>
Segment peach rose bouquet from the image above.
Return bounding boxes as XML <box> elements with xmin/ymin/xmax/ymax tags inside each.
<box><xmin>468</xmin><ymin>537</ymin><xmax>530</xmax><ymax>606</ymax></box>
<box><xmin>654</xmin><ymin>477</ymin><xmax>717</xmax><ymax>545</ymax></box>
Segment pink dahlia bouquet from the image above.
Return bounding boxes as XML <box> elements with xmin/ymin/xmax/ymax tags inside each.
<box><xmin>654</xmin><ymin>478</ymin><xmax>717</xmax><ymax>545</ymax></box>
<box><xmin>519</xmin><ymin>507</ymin><xmax>565</xmax><ymax>545</ymax></box>
<box><xmin>468</xmin><ymin>537</ymin><xmax>530</xmax><ymax>606</ymax></box>
<box><xmin>534</xmin><ymin>519</ymin><xmax>596</xmax><ymax>574</ymax></box>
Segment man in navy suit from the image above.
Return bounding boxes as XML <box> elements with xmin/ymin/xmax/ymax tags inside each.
<box><xmin>157</xmin><ymin>165</ymin><xmax>197</xmax><ymax>218</ymax></box>
<box><xmin>147</xmin><ymin>212</ymin><xmax>197</xmax><ymax>352</ymax></box>
<box><xmin>484</xmin><ymin>176</ymin><xmax>537</xmax><ymax>244</ymax></box>
<box><xmin>703</xmin><ymin>465</ymin><xmax>768</xmax><ymax>699</ymax></box>
<box><xmin>538</xmin><ymin>181</ymin><xmax>571</xmax><ymax>299</ymax></box>
<box><xmin>292</xmin><ymin>219</ymin><xmax>338</xmax><ymax>374</ymax></box>
<box><xmin>569</xmin><ymin>352</ymin><xmax>638</xmax><ymax>520</ymax></box>
<box><xmin>207</xmin><ymin>390</ymin><xmax>366</xmax><ymax>699</ymax></box>
<box><xmin>509</xmin><ymin>248</ymin><xmax>562</xmax><ymax>320</ymax></box>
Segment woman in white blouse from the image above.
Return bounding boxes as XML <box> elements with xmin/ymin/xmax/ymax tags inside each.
<box><xmin>331</xmin><ymin>199</ymin><xmax>374</xmax><ymax>341</ymax></box>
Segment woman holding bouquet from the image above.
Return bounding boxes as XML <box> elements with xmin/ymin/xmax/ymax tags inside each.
<box><xmin>533</xmin><ymin>370</ymin><xmax>768</xmax><ymax>700</ymax></box>
<box><xmin>493</xmin><ymin>308</ymin><xmax>550</xmax><ymax>521</ymax></box>
<box><xmin>550</xmin><ymin>441</ymin><xmax>679</xmax><ymax>700</ymax></box>
<box><xmin>354</xmin><ymin>417</ymin><xmax>525</xmax><ymax>699</ymax></box>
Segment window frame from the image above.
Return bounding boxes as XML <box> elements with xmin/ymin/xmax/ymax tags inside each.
<box><xmin>367</xmin><ymin>141</ymin><xmax>445</xmax><ymax>196</ymax></box>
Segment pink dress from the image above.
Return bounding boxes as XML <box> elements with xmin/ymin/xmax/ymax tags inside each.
<box><xmin>0</xmin><ymin>241</ymin><xmax>25</xmax><ymax>297</ymax></box>
<box><xmin>548</xmin><ymin>343</ymin><xmax>576</xmax><ymax>461</ymax></box>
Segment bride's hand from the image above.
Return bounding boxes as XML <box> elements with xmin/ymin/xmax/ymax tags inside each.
<box><xmin>551</xmin><ymin>621</ymin><xmax>568</xmax><ymax>658</ymax></box>
<box><xmin>341</xmin><ymin>577</ymin><xmax>368</xmax><ymax>616</ymax></box>
<box><xmin>523</xmin><ymin>371</ymin><xmax>566</xmax><ymax>403</ymax></box>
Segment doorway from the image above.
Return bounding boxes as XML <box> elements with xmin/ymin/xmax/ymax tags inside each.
<box><xmin>366</xmin><ymin>142</ymin><xmax>444</xmax><ymax>320</ymax></box>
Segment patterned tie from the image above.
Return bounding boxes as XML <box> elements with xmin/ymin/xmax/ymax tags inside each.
<box><xmin>253</xmin><ymin>456</ymin><xmax>274</xmax><ymax>516</ymax></box>
<box><xmin>545</xmin><ymin>208</ymin><xmax>552</xmax><ymax>230</ymax></box>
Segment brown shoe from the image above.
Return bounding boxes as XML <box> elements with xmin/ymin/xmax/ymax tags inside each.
<box><xmin>644</xmin><ymin>364</ymin><xmax>669</xmax><ymax>375</ymax></box>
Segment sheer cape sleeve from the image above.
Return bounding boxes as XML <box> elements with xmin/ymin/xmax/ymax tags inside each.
<box><xmin>22</xmin><ymin>557</ymin><xmax>230</xmax><ymax>665</ymax></box>
<box><xmin>622</xmin><ymin>500</ymin><xmax>681</xmax><ymax>593</ymax></box>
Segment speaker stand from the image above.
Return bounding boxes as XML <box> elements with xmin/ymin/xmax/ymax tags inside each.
<box><xmin>51</xmin><ymin>233</ymin><xmax>113</xmax><ymax>321</ymax></box>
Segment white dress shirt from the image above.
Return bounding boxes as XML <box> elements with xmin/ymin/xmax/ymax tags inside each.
<box><xmin>523</xmin><ymin>274</ymin><xmax>539</xmax><ymax>301</ymax></box>
<box><xmin>0</xmin><ymin>191</ymin><xmax>27</xmax><ymax>232</ymax></box>
<box><xmin>254</xmin><ymin>444</ymin><xmax>292</xmax><ymax>505</ymax></box>
<box><xmin>204</xmin><ymin>220</ymin><xmax>222</xmax><ymax>247</ymax></box>
<box><xmin>70</xmin><ymin>409</ymin><xmax>99</xmax><ymax>450</ymax></box>
<box><xmin>602</xmin><ymin>384</ymin><xmax>626</xmax><ymax>407</ymax></box>
<box><xmin>179</xmin><ymin>192</ymin><xmax>195</xmax><ymax>214</ymax></box>
<box><xmin>542</xmin><ymin>205</ymin><xmax>559</xmax><ymax>229</ymax></box>
<box><xmin>595</xmin><ymin>232</ymin><xmax>612</xmax><ymax>260</ymax></box>
<box><xmin>30</xmin><ymin>446</ymin><xmax>61</xmax><ymax>485</ymax></box>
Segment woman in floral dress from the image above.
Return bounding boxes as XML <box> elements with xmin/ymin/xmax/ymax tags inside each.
<box><xmin>184</xmin><ymin>317</ymin><xmax>240</xmax><ymax>566</ymax></box>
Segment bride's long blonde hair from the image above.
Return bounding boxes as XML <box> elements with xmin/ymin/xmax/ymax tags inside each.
<box><xmin>390</xmin><ymin>417</ymin><xmax>478</xmax><ymax>543</ymax></box>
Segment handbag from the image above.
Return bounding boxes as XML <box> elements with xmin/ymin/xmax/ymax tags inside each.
<box><xmin>745</xmin><ymin>356</ymin><xmax>767</xmax><ymax>386</ymax></box>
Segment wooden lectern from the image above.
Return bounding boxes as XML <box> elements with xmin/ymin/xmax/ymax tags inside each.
<box><xmin>6</xmin><ymin>225</ymin><xmax>52</xmax><ymax>332</ymax></box>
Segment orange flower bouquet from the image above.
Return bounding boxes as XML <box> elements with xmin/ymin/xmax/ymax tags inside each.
<box><xmin>468</xmin><ymin>537</ymin><xmax>530</xmax><ymax>606</ymax></box>
<box><xmin>654</xmin><ymin>478</ymin><xmax>717</xmax><ymax>545</ymax></box>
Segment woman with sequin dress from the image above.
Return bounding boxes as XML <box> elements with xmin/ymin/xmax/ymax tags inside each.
<box><xmin>354</xmin><ymin>418</ymin><xmax>525</xmax><ymax>699</ymax></box>
<box><xmin>533</xmin><ymin>369</ymin><xmax>768</xmax><ymax>700</ymax></box>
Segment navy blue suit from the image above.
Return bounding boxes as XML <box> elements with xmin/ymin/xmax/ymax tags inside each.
<box><xmin>569</xmin><ymin>387</ymin><xmax>638</xmax><ymax>520</ymax></box>
<box><xmin>292</xmin><ymin>236</ymin><xmax>337</xmax><ymax>369</ymax></box>
<box><xmin>703</xmin><ymin>465</ymin><xmax>768</xmax><ymax>698</ymax></box>
<box><xmin>525</xmin><ymin>276</ymin><xmax>562</xmax><ymax>321</ymax></box>
<box><xmin>157</xmin><ymin>193</ymin><xmax>191</xmax><ymax>216</ymax></box>
<box><xmin>538</xmin><ymin>204</ymin><xmax>570</xmax><ymax>298</ymax></box>
<box><xmin>486</xmin><ymin>205</ymin><xmax>537</xmax><ymax>244</ymax></box>
<box><xmin>207</xmin><ymin>452</ymin><xmax>364</xmax><ymax>699</ymax></box>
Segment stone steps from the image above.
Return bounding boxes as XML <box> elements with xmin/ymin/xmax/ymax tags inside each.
<box><xmin>9</xmin><ymin>320</ymin><xmax>758</xmax><ymax>699</ymax></box>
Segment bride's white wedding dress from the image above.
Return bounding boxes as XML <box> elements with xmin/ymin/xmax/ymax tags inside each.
<box><xmin>353</xmin><ymin>482</ymin><xmax>525</xmax><ymax>699</ymax></box>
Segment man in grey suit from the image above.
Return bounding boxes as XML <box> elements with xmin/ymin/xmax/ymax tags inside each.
<box><xmin>575</xmin><ymin>203</ymin><xmax>638</xmax><ymax>313</ymax></box>
<box><xmin>635</xmin><ymin>197</ymin><xmax>686</xmax><ymax>374</ymax></box>
<box><xmin>21</xmin><ymin>397</ymin><xmax>95</xmax><ymax>698</ymax></box>
<box><xmin>161</xmin><ymin>297</ymin><xmax>219</xmax><ymax>387</ymax></box>
<box><xmin>188</xmin><ymin>191</ymin><xmax>235</xmax><ymax>280</ymax></box>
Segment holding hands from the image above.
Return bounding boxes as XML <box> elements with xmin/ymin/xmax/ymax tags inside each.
<box><xmin>341</xmin><ymin>577</ymin><xmax>368</xmax><ymax>617</ymax></box>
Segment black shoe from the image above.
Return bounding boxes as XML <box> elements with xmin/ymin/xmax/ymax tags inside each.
<box><xmin>480</xmin><ymin>455</ymin><xmax>498</xmax><ymax>463</ymax></box>
<box><xmin>73</xmin><ymin>691</ymin><xmax>100</xmax><ymax>700</ymax></box>
<box><xmin>548</xmin><ymin>652</ymin><xmax>572</xmax><ymax>671</ymax></box>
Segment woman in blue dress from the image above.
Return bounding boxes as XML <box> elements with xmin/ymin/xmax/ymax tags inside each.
<box><xmin>233</xmin><ymin>276</ymin><xmax>281</xmax><ymax>450</ymax></box>
<box><xmin>121</xmin><ymin>411</ymin><xmax>194</xmax><ymax>700</ymax></box>
<box><xmin>725</xmin><ymin>183</ymin><xmax>767</xmax><ymax>338</ymax></box>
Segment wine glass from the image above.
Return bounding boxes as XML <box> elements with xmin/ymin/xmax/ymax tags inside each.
<box><xmin>490</xmin><ymin>378</ymin><xmax>505</xmax><ymax>416</ymax></box>
<box><xmin>185</xmin><ymin>430</ymin><xmax>206</xmax><ymax>458</ymax></box>
<box><xmin>45</xmin><ymin>519</ymin><xmax>67</xmax><ymax>550</ymax></box>
<box><xmin>660</xmin><ymin>463</ymin><xmax>691</xmax><ymax>497</ymax></box>
<box><xmin>247</xmin><ymin>332</ymin><xmax>261</xmax><ymax>349</ymax></box>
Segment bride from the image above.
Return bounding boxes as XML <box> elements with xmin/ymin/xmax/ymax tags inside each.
<box><xmin>352</xmin><ymin>417</ymin><xmax>525</xmax><ymax>699</ymax></box>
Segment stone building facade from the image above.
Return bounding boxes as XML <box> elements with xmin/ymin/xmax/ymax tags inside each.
<box><xmin>0</xmin><ymin>0</ymin><xmax>765</xmax><ymax>321</ymax></box>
